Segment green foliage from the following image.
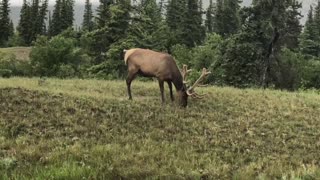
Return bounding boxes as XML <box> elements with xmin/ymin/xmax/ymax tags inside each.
<box><xmin>215</xmin><ymin>34</ymin><xmax>262</xmax><ymax>88</ymax></box>
<box><xmin>30</xmin><ymin>35</ymin><xmax>90</xmax><ymax>77</ymax></box>
<box><xmin>273</xmin><ymin>48</ymin><xmax>306</xmax><ymax>90</ymax></box>
<box><xmin>0</xmin><ymin>69</ymin><xmax>12</xmax><ymax>78</ymax></box>
<box><xmin>301</xmin><ymin>58</ymin><xmax>320</xmax><ymax>89</ymax></box>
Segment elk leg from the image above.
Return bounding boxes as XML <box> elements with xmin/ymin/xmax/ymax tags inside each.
<box><xmin>158</xmin><ymin>80</ymin><xmax>165</xmax><ymax>104</ymax></box>
<box><xmin>126</xmin><ymin>72</ymin><xmax>137</xmax><ymax>100</ymax></box>
<box><xmin>167</xmin><ymin>81</ymin><xmax>174</xmax><ymax>102</ymax></box>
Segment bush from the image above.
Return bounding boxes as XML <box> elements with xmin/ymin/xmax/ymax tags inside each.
<box><xmin>30</xmin><ymin>35</ymin><xmax>91</xmax><ymax>78</ymax></box>
<box><xmin>0</xmin><ymin>69</ymin><xmax>12</xmax><ymax>78</ymax></box>
<box><xmin>301</xmin><ymin>58</ymin><xmax>320</xmax><ymax>89</ymax></box>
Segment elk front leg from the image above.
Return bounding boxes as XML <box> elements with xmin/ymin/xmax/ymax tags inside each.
<box><xmin>167</xmin><ymin>81</ymin><xmax>174</xmax><ymax>102</ymax></box>
<box><xmin>158</xmin><ymin>80</ymin><xmax>165</xmax><ymax>104</ymax></box>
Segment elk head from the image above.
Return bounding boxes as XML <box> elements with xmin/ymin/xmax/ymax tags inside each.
<box><xmin>177</xmin><ymin>64</ymin><xmax>211</xmax><ymax>107</ymax></box>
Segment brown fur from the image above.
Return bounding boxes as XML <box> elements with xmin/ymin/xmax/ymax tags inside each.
<box><xmin>124</xmin><ymin>48</ymin><xmax>188</xmax><ymax>107</ymax></box>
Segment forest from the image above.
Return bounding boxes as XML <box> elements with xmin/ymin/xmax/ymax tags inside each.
<box><xmin>0</xmin><ymin>0</ymin><xmax>320</xmax><ymax>90</ymax></box>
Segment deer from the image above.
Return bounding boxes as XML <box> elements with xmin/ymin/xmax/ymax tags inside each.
<box><xmin>124</xmin><ymin>48</ymin><xmax>211</xmax><ymax>107</ymax></box>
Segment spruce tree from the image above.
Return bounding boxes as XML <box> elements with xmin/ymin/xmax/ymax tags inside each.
<box><xmin>96</xmin><ymin>0</ymin><xmax>114</xmax><ymax>28</ymax></box>
<box><xmin>205</xmin><ymin>0</ymin><xmax>214</xmax><ymax>33</ymax></box>
<box><xmin>166</xmin><ymin>0</ymin><xmax>187</xmax><ymax>45</ymax></box>
<box><xmin>50</xmin><ymin>0</ymin><xmax>74</xmax><ymax>36</ymax></box>
<box><xmin>300</xmin><ymin>6</ymin><xmax>318</xmax><ymax>56</ymax></box>
<box><xmin>82</xmin><ymin>0</ymin><xmax>94</xmax><ymax>31</ymax></box>
<box><xmin>283</xmin><ymin>0</ymin><xmax>302</xmax><ymax>50</ymax></box>
<box><xmin>17</xmin><ymin>0</ymin><xmax>32</xmax><ymax>45</ymax></box>
<box><xmin>184</xmin><ymin>0</ymin><xmax>205</xmax><ymax>47</ymax></box>
<box><xmin>129</xmin><ymin>0</ymin><xmax>167</xmax><ymax>50</ymax></box>
<box><xmin>214</xmin><ymin>0</ymin><xmax>241</xmax><ymax>37</ymax></box>
<box><xmin>0</xmin><ymin>0</ymin><xmax>11</xmax><ymax>46</ymax></box>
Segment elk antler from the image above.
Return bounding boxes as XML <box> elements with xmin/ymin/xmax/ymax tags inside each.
<box><xmin>186</xmin><ymin>68</ymin><xmax>211</xmax><ymax>99</ymax></box>
<box><xmin>181</xmin><ymin>64</ymin><xmax>192</xmax><ymax>84</ymax></box>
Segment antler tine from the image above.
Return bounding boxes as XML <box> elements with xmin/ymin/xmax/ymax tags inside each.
<box><xmin>181</xmin><ymin>64</ymin><xmax>192</xmax><ymax>84</ymax></box>
<box><xmin>187</xmin><ymin>68</ymin><xmax>211</xmax><ymax>93</ymax></box>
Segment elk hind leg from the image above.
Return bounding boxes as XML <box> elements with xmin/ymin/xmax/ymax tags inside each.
<box><xmin>126</xmin><ymin>69</ymin><xmax>138</xmax><ymax>100</ymax></box>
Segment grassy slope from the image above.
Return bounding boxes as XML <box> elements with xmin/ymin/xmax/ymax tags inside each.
<box><xmin>1</xmin><ymin>78</ymin><xmax>320</xmax><ymax>179</ymax></box>
<box><xmin>0</xmin><ymin>47</ymin><xmax>31</xmax><ymax>61</ymax></box>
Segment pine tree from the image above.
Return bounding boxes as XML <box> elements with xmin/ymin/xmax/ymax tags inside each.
<box><xmin>37</xmin><ymin>0</ymin><xmax>49</xmax><ymax>35</ymax></box>
<box><xmin>60</xmin><ymin>0</ymin><xmax>74</xmax><ymax>30</ymax></box>
<box><xmin>313</xmin><ymin>0</ymin><xmax>320</xmax><ymax>56</ymax></box>
<box><xmin>214</xmin><ymin>0</ymin><xmax>241</xmax><ymax>37</ymax></box>
<box><xmin>282</xmin><ymin>0</ymin><xmax>302</xmax><ymax>50</ymax></box>
<box><xmin>184</xmin><ymin>0</ymin><xmax>205</xmax><ymax>47</ymax></box>
<box><xmin>50</xmin><ymin>0</ymin><xmax>74</xmax><ymax>36</ymax></box>
<box><xmin>96</xmin><ymin>0</ymin><xmax>114</xmax><ymax>28</ymax></box>
<box><xmin>82</xmin><ymin>0</ymin><xmax>94</xmax><ymax>31</ymax></box>
<box><xmin>129</xmin><ymin>0</ymin><xmax>167</xmax><ymax>50</ymax></box>
<box><xmin>0</xmin><ymin>0</ymin><xmax>11</xmax><ymax>46</ymax></box>
<box><xmin>300</xmin><ymin>5</ymin><xmax>318</xmax><ymax>56</ymax></box>
<box><xmin>17</xmin><ymin>0</ymin><xmax>32</xmax><ymax>45</ymax></box>
<box><xmin>205</xmin><ymin>0</ymin><xmax>214</xmax><ymax>33</ymax></box>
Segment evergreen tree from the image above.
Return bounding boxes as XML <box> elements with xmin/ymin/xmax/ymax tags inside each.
<box><xmin>166</xmin><ymin>0</ymin><xmax>187</xmax><ymax>46</ymax></box>
<box><xmin>37</xmin><ymin>0</ymin><xmax>49</xmax><ymax>35</ymax></box>
<box><xmin>8</xmin><ymin>20</ymin><xmax>14</xmax><ymax>37</ymax></box>
<box><xmin>0</xmin><ymin>0</ymin><xmax>11</xmax><ymax>46</ymax></box>
<box><xmin>50</xmin><ymin>0</ymin><xmax>74</xmax><ymax>36</ymax></box>
<box><xmin>129</xmin><ymin>0</ymin><xmax>168</xmax><ymax>50</ymax></box>
<box><xmin>82</xmin><ymin>0</ymin><xmax>94</xmax><ymax>31</ymax></box>
<box><xmin>17</xmin><ymin>0</ymin><xmax>48</xmax><ymax>45</ymax></box>
<box><xmin>184</xmin><ymin>0</ymin><xmax>205</xmax><ymax>47</ymax></box>
<box><xmin>60</xmin><ymin>0</ymin><xmax>74</xmax><ymax>30</ymax></box>
<box><xmin>205</xmin><ymin>0</ymin><xmax>214</xmax><ymax>33</ymax></box>
<box><xmin>214</xmin><ymin>0</ymin><xmax>241</xmax><ymax>37</ymax></box>
<box><xmin>49</xmin><ymin>0</ymin><xmax>62</xmax><ymax>36</ymax></box>
<box><xmin>313</xmin><ymin>0</ymin><xmax>320</xmax><ymax>56</ymax></box>
<box><xmin>96</xmin><ymin>0</ymin><xmax>114</xmax><ymax>28</ymax></box>
<box><xmin>300</xmin><ymin>5</ymin><xmax>318</xmax><ymax>56</ymax></box>
<box><xmin>17</xmin><ymin>0</ymin><xmax>32</xmax><ymax>45</ymax></box>
<box><xmin>282</xmin><ymin>0</ymin><xmax>302</xmax><ymax>50</ymax></box>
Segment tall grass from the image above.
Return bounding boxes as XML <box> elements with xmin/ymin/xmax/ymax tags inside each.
<box><xmin>1</xmin><ymin>77</ymin><xmax>320</xmax><ymax>179</ymax></box>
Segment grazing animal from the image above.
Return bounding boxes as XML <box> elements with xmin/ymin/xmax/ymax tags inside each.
<box><xmin>124</xmin><ymin>48</ymin><xmax>210</xmax><ymax>107</ymax></box>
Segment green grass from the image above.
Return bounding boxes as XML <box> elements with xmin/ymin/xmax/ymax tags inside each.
<box><xmin>1</xmin><ymin>77</ymin><xmax>320</xmax><ymax>179</ymax></box>
<box><xmin>0</xmin><ymin>47</ymin><xmax>32</xmax><ymax>61</ymax></box>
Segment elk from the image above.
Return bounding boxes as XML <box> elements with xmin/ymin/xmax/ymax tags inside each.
<box><xmin>124</xmin><ymin>48</ymin><xmax>211</xmax><ymax>107</ymax></box>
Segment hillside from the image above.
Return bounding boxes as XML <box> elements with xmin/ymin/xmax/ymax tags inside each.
<box><xmin>1</xmin><ymin>78</ymin><xmax>320</xmax><ymax>179</ymax></box>
<box><xmin>0</xmin><ymin>47</ymin><xmax>31</xmax><ymax>61</ymax></box>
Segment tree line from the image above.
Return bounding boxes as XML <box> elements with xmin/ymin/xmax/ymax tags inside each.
<box><xmin>0</xmin><ymin>0</ymin><xmax>320</xmax><ymax>90</ymax></box>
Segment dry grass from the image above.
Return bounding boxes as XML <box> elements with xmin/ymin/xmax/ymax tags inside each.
<box><xmin>1</xmin><ymin>77</ymin><xmax>320</xmax><ymax>179</ymax></box>
<box><xmin>0</xmin><ymin>47</ymin><xmax>32</xmax><ymax>61</ymax></box>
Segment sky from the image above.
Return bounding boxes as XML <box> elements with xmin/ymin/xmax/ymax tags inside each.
<box><xmin>10</xmin><ymin>0</ymin><xmax>100</xmax><ymax>6</ymax></box>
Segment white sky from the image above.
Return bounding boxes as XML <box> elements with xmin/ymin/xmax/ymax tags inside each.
<box><xmin>10</xmin><ymin>0</ymin><xmax>100</xmax><ymax>6</ymax></box>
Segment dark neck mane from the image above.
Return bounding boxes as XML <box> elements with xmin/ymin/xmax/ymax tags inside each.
<box><xmin>172</xmin><ymin>71</ymin><xmax>185</xmax><ymax>92</ymax></box>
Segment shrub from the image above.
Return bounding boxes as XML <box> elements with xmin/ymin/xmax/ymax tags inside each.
<box><xmin>30</xmin><ymin>35</ymin><xmax>91</xmax><ymax>78</ymax></box>
<box><xmin>0</xmin><ymin>69</ymin><xmax>12</xmax><ymax>78</ymax></box>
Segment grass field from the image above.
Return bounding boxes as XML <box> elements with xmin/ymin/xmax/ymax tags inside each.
<box><xmin>1</xmin><ymin>77</ymin><xmax>320</xmax><ymax>179</ymax></box>
<box><xmin>0</xmin><ymin>47</ymin><xmax>32</xmax><ymax>61</ymax></box>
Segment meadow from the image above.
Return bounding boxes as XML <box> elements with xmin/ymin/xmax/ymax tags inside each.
<box><xmin>1</xmin><ymin>77</ymin><xmax>320</xmax><ymax>179</ymax></box>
